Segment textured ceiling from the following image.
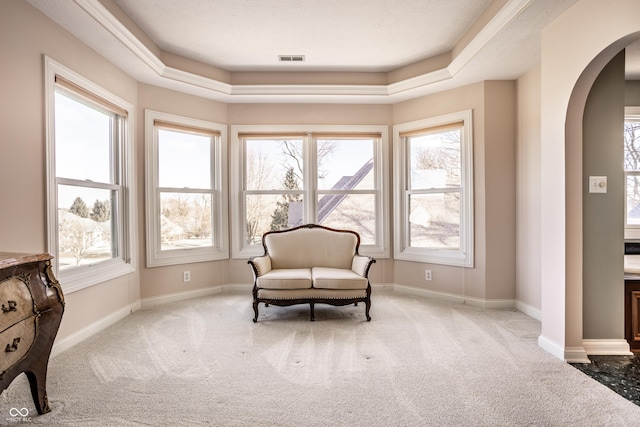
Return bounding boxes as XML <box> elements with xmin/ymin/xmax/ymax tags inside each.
<box><xmin>26</xmin><ymin>0</ymin><xmax>640</xmax><ymax>102</ymax></box>
<box><xmin>112</xmin><ymin>0</ymin><xmax>494</xmax><ymax>72</ymax></box>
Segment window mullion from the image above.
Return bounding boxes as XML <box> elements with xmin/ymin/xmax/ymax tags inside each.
<box><xmin>306</xmin><ymin>133</ymin><xmax>316</xmax><ymax>224</ymax></box>
<box><xmin>57</xmin><ymin>177</ymin><xmax>120</xmax><ymax>191</ymax></box>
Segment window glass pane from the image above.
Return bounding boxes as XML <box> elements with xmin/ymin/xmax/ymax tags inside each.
<box><xmin>159</xmin><ymin>129</ymin><xmax>211</xmax><ymax>189</ymax></box>
<box><xmin>624</xmin><ymin>120</ymin><xmax>640</xmax><ymax>172</ymax></box>
<box><xmin>245</xmin><ymin>139</ymin><xmax>304</xmax><ymax>191</ymax></box>
<box><xmin>318</xmin><ymin>193</ymin><xmax>375</xmax><ymax>244</ymax></box>
<box><xmin>627</xmin><ymin>175</ymin><xmax>640</xmax><ymax>225</ymax></box>
<box><xmin>317</xmin><ymin>139</ymin><xmax>374</xmax><ymax>190</ymax></box>
<box><xmin>160</xmin><ymin>193</ymin><xmax>212</xmax><ymax>250</ymax></box>
<box><xmin>409</xmin><ymin>192</ymin><xmax>460</xmax><ymax>249</ymax></box>
<box><xmin>55</xmin><ymin>91</ymin><xmax>112</xmax><ymax>182</ymax></box>
<box><xmin>409</xmin><ymin>130</ymin><xmax>461</xmax><ymax>190</ymax></box>
<box><xmin>245</xmin><ymin>194</ymin><xmax>304</xmax><ymax>244</ymax></box>
<box><xmin>57</xmin><ymin>185</ymin><xmax>117</xmax><ymax>270</ymax></box>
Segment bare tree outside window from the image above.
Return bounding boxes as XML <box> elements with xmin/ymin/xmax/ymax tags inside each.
<box><xmin>625</xmin><ymin>120</ymin><xmax>640</xmax><ymax>224</ymax></box>
<box><xmin>408</xmin><ymin>128</ymin><xmax>462</xmax><ymax>249</ymax></box>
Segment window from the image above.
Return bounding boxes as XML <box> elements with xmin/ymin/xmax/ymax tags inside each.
<box><xmin>145</xmin><ymin>111</ymin><xmax>228</xmax><ymax>266</ymax></box>
<box><xmin>231</xmin><ymin>125</ymin><xmax>388</xmax><ymax>258</ymax></box>
<box><xmin>45</xmin><ymin>57</ymin><xmax>136</xmax><ymax>292</ymax></box>
<box><xmin>393</xmin><ymin>110</ymin><xmax>474</xmax><ymax>267</ymax></box>
<box><xmin>625</xmin><ymin>107</ymin><xmax>640</xmax><ymax>239</ymax></box>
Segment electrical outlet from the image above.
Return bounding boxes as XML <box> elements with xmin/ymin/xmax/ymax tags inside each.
<box><xmin>183</xmin><ymin>271</ymin><xmax>191</xmax><ymax>282</ymax></box>
<box><xmin>425</xmin><ymin>270</ymin><xmax>432</xmax><ymax>281</ymax></box>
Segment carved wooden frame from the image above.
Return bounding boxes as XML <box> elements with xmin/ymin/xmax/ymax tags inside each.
<box><xmin>248</xmin><ymin>224</ymin><xmax>376</xmax><ymax>322</ymax></box>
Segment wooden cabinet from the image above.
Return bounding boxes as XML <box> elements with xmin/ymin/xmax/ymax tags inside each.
<box><xmin>625</xmin><ymin>276</ymin><xmax>640</xmax><ymax>352</ymax></box>
<box><xmin>0</xmin><ymin>253</ymin><xmax>64</xmax><ymax>414</ymax></box>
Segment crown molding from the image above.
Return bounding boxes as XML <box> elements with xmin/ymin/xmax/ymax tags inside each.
<box><xmin>74</xmin><ymin>0</ymin><xmax>532</xmax><ymax>103</ymax></box>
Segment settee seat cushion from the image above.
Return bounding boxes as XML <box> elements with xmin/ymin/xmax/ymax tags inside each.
<box><xmin>256</xmin><ymin>268</ymin><xmax>312</xmax><ymax>290</ymax></box>
<box><xmin>311</xmin><ymin>267</ymin><xmax>368</xmax><ymax>290</ymax></box>
<box><xmin>257</xmin><ymin>288</ymin><xmax>368</xmax><ymax>300</ymax></box>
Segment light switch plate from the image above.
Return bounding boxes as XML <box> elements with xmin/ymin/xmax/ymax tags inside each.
<box><xmin>589</xmin><ymin>176</ymin><xmax>607</xmax><ymax>193</ymax></box>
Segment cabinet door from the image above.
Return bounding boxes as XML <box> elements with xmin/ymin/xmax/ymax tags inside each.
<box><xmin>631</xmin><ymin>290</ymin><xmax>640</xmax><ymax>348</ymax></box>
<box><xmin>0</xmin><ymin>316</ymin><xmax>37</xmax><ymax>375</ymax></box>
<box><xmin>0</xmin><ymin>276</ymin><xmax>35</xmax><ymax>331</ymax></box>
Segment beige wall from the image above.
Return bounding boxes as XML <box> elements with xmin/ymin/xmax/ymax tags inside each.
<box><xmin>392</xmin><ymin>81</ymin><xmax>516</xmax><ymax>302</ymax></box>
<box><xmin>540</xmin><ymin>0</ymin><xmax>640</xmax><ymax>360</ymax></box>
<box><xmin>2</xmin><ymin>0</ymin><xmax>518</xmax><ymax>349</ymax></box>
<box><xmin>516</xmin><ymin>66</ymin><xmax>542</xmax><ymax>315</ymax></box>
<box><xmin>227</xmin><ymin>103</ymin><xmax>394</xmax><ymax>287</ymax></box>
<box><xmin>136</xmin><ymin>83</ymin><xmax>228</xmax><ymax>299</ymax></box>
<box><xmin>0</xmin><ymin>0</ymin><xmax>140</xmax><ymax>342</ymax></box>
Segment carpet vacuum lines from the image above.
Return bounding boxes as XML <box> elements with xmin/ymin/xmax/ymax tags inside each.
<box><xmin>0</xmin><ymin>291</ymin><xmax>639</xmax><ymax>426</ymax></box>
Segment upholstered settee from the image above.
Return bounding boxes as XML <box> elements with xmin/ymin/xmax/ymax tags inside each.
<box><xmin>248</xmin><ymin>224</ymin><xmax>376</xmax><ymax>322</ymax></box>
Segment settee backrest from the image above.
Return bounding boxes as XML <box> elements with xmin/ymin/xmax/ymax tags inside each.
<box><xmin>264</xmin><ymin>225</ymin><xmax>358</xmax><ymax>270</ymax></box>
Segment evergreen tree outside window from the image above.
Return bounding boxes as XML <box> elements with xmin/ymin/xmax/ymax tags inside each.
<box><xmin>231</xmin><ymin>125</ymin><xmax>389</xmax><ymax>258</ymax></box>
<box><xmin>45</xmin><ymin>57</ymin><xmax>136</xmax><ymax>293</ymax></box>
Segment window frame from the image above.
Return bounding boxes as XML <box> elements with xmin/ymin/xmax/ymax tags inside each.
<box><xmin>230</xmin><ymin>125</ymin><xmax>389</xmax><ymax>259</ymax></box>
<box><xmin>45</xmin><ymin>56</ymin><xmax>137</xmax><ymax>293</ymax></box>
<box><xmin>624</xmin><ymin>106</ymin><xmax>640</xmax><ymax>239</ymax></box>
<box><xmin>393</xmin><ymin>110</ymin><xmax>474</xmax><ymax>267</ymax></box>
<box><xmin>145</xmin><ymin>110</ymin><xmax>228</xmax><ymax>267</ymax></box>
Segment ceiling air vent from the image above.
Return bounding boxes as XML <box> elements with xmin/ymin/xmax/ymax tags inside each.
<box><xmin>278</xmin><ymin>55</ymin><xmax>305</xmax><ymax>62</ymax></box>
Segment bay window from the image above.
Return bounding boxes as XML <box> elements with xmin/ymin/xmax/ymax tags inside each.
<box><xmin>45</xmin><ymin>57</ymin><xmax>136</xmax><ymax>292</ymax></box>
<box><xmin>145</xmin><ymin>111</ymin><xmax>228</xmax><ymax>266</ymax></box>
<box><xmin>231</xmin><ymin>125</ymin><xmax>388</xmax><ymax>258</ymax></box>
<box><xmin>393</xmin><ymin>110</ymin><xmax>474</xmax><ymax>267</ymax></box>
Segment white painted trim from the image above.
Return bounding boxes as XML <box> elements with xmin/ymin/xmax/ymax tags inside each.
<box><xmin>141</xmin><ymin>284</ymin><xmax>253</xmax><ymax>309</ymax></box>
<box><xmin>392</xmin><ymin>284</ymin><xmax>516</xmax><ymax>309</ymax></box>
<box><xmin>144</xmin><ymin>110</ymin><xmax>229</xmax><ymax>267</ymax></box>
<box><xmin>516</xmin><ymin>301</ymin><xmax>542</xmax><ymax>321</ymax></box>
<box><xmin>564</xmin><ymin>347</ymin><xmax>591</xmax><ymax>364</ymax></box>
<box><xmin>448</xmin><ymin>0</ymin><xmax>533</xmax><ymax>75</ymax></box>
<box><xmin>143</xmin><ymin>286</ymin><xmax>218</xmax><ymax>308</ymax></box>
<box><xmin>582</xmin><ymin>339</ymin><xmax>633</xmax><ymax>356</ymax></box>
<box><xmin>72</xmin><ymin>0</ymin><xmax>533</xmax><ymax>104</ymax></box>
<box><xmin>538</xmin><ymin>334</ymin><xmax>570</xmax><ymax>362</ymax></box>
<box><xmin>44</xmin><ymin>56</ymin><xmax>138</xmax><ymax>294</ymax></box>
<box><xmin>50</xmin><ymin>301</ymin><xmax>141</xmax><ymax>358</ymax></box>
<box><xmin>392</xmin><ymin>110</ymin><xmax>474</xmax><ymax>268</ymax></box>
<box><xmin>230</xmin><ymin>124</ymin><xmax>390</xmax><ymax>259</ymax></box>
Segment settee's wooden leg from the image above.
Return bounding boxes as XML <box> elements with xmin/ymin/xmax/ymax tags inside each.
<box><xmin>310</xmin><ymin>302</ymin><xmax>315</xmax><ymax>321</ymax></box>
<box><xmin>253</xmin><ymin>300</ymin><xmax>259</xmax><ymax>323</ymax></box>
<box><xmin>365</xmin><ymin>300</ymin><xmax>371</xmax><ymax>322</ymax></box>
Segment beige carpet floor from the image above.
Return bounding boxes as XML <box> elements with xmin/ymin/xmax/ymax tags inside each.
<box><xmin>1</xmin><ymin>290</ymin><xmax>639</xmax><ymax>426</ymax></box>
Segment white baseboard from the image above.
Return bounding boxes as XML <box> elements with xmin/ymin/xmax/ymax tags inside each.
<box><xmin>516</xmin><ymin>301</ymin><xmax>542</xmax><ymax>321</ymax></box>
<box><xmin>564</xmin><ymin>346</ymin><xmax>591</xmax><ymax>363</ymax></box>
<box><xmin>51</xmin><ymin>300</ymin><xmax>141</xmax><ymax>358</ymax></box>
<box><xmin>582</xmin><ymin>339</ymin><xmax>633</xmax><ymax>356</ymax></box>
<box><xmin>140</xmin><ymin>283</ymin><xmax>253</xmax><ymax>308</ymax></box>
<box><xmin>392</xmin><ymin>284</ymin><xmax>516</xmax><ymax>310</ymax></box>
<box><xmin>538</xmin><ymin>334</ymin><xmax>575</xmax><ymax>362</ymax></box>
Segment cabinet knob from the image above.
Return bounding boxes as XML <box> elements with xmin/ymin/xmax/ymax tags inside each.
<box><xmin>5</xmin><ymin>337</ymin><xmax>20</xmax><ymax>353</ymax></box>
<box><xmin>1</xmin><ymin>301</ymin><xmax>17</xmax><ymax>313</ymax></box>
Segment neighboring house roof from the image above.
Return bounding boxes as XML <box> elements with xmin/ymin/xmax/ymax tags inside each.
<box><xmin>287</xmin><ymin>159</ymin><xmax>373</xmax><ymax>227</ymax></box>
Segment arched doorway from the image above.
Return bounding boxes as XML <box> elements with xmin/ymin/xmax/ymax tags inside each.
<box><xmin>539</xmin><ymin>0</ymin><xmax>640</xmax><ymax>362</ymax></box>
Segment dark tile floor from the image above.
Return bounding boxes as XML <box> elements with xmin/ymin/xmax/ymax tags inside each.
<box><xmin>571</xmin><ymin>354</ymin><xmax>640</xmax><ymax>406</ymax></box>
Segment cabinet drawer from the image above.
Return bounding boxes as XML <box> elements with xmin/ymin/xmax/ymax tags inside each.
<box><xmin>0</xmin><ymin>275</ymin><xmax>35</xmax><ymax>331</ymax></box>
<box><xmin>0</xmin><ymin>316</ymin><xmax>36</xmax><ymax>375</ymax></box>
